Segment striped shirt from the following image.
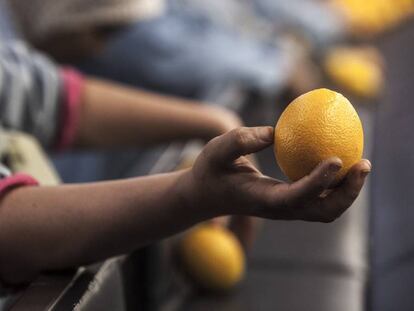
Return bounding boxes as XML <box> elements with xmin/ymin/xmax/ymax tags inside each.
<box><xmin>0</xmin><ymin>2</ymin><xmax>82</xmax><ymax>307</ymax></box>
<box><xmin>0</xmin><ymin>42</ymin><xmax>84</xmax><ymax>149</ymax></box>
<box><xmin>0</xmin><ymin>1</ymin><xmax>84</xmax><ymax>149</ymax></box>
<box><xmin>0</xmin><ymin>41</ymin><xmax>63</xmax><ymax>147</ymax></box>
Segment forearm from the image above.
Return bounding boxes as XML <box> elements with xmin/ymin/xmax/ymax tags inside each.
<box><xmin>0</xmin><ymin>170</ymin><xmax>208</xmax><ymax>284</ymax></box>
<box><xmin>74</xmin><ymin>78</ymin><xmax>239</xmax><ymax>148</ymax></box>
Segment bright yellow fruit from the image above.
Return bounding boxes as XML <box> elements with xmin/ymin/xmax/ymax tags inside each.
<box><xmin>274</xmin><ymin>88</ymin><xmax>364</xmax><ymax>183</ymax></box>
<box><xmin>333</xmin><ymin>0</ymin><xmax>384</xmax><ymax>34</ymax></box>
<box><xmin>324</xmin><ymin>46</ymin><xmax>383</xmax><ymax>98</ymax></box>
<box><xmin>180</xmin><ymin>224</ymin><xmax>245</xmax><ymax>291</ymax></box>
<box><xmin>333</xmin><ymin>0</ymin><xmax>413</xmax><ymax>35</ymax></box>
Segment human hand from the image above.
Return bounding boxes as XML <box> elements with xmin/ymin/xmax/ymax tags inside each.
<box><xmin>182</xmin><ymin>126</ymin><xmax>371</xmax><ymax>222</ymax></box>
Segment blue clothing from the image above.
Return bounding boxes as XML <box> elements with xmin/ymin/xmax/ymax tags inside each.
<box><xmin>70</xmin><ymin>7</ymin><xmax>296</xmax><ymax>184</ymax></box>
<box><xmin>0</xmin><ymin>1</ymin><xmax>17</xmax><ymax>40</ymax></box>
<box><xmin>78</xmin><ymin>8</ymin><xmax>294</xmax><ymax>98</ymax></box>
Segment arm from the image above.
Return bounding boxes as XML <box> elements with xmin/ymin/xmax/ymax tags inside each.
<box><xmin>74</xmin><ymin>78</ymin><xmax>240</xmax><ymax>148</ymax></box>
<box><xmin>0</xmin><ymin>127</ymin><xmax>370</xmax><ymax>285</ymax></box>
<box><xmin>0</xmin><ymin>41</ymin><xmax>240</xmax><ymax>150</ymax></box>
<box><xmin>0</xmin><ymin>170</ymin><xmax>194</xmax><ymax>284</ymax></box>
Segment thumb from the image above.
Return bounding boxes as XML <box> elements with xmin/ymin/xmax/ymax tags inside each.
<box><xmin>205</xmin><ymin>127</ymin><xmax>274</xmax><ymax>166</ymax></box>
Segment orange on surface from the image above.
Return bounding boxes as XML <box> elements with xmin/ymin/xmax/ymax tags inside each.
<box><xmin>324</xmin><ymin>46</ymin><xmax>384</xmax><ymax>98</ymax></box>
<box><xmin>332</xmin><ymin>0</ymin><xmax>414</xmax><ymax>36</ymax></box>
<box><xmin>180</xmin><ymin>224</ymin><xmax>245</xmax><ymax>291</ymax></box>
<box><xmin>274</xmin><ymin>88</ymin><xmax>364</xmax><ymax>183</ymax></box>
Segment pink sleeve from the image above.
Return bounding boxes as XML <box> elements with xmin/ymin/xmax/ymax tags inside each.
<box><xmin>0</xmin><ymin>174</ymin><xmax>38</xmax><ymax>199</ymax></box>
<box><xmin>55</xmin><ymin>68</ymin><xmax>85</xmax><ymax>151</ymax></box>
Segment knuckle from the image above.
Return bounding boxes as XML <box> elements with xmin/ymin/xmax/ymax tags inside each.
<box><xmin>344</xmin><ymin>188</ymin><xmax>360</xmax><ymax>203</ymax></box>
<box><xmin>209</xmin><ymin>134</ymin><xmax>222</xmax><ymax>145</ymax></box>
<box><xmin>277</xmin><ymin>184</ymin><xmax>292</xmax><ymax>208</ymax></box>
<box><xmin>202</xmin><ymin>141</ymin><xmax>215</xmax><ymax>159</ymax></box>
<box><xmin>200</xmin><ymin>138</ymin><xmax>221</xmax><ymax>164</ymax></box>
<box><xmin>349</xmin><ymin>188</ymin><xmax>361</xmax><ymax>200</ymax></box>
<box><xmin>311</xmin><ymin>169</ymin><xmax>332</xmax><ymax>190</ymax></box>
<box><xmin>310</xmin><ymin>177</ymin><xmax>327</xmax><ymax>194</ymax></box>
<box><xmin>232</xmin><ymin>128</ymin><xmax>249</xmax><ymax>148</ymax></box>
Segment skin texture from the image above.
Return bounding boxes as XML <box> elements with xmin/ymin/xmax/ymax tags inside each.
<box><xmin>74</xmin><ymin>78</ymin><xmax>241</xmax><ymax>148</ymax></box>
<box><xmin>0</xmin><ymin>126</ymin><xmax>370</xmax><ymax>284</ymax></box>
<box><xmin>71</xmin><ymin>77</ymin><xmax>255</xmax><ymax>251</ymax></box>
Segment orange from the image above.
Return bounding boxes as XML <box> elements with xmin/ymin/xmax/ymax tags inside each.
<box><xmin>332</xmin><ymin>0</ymin><xmax>412</xmax><ymax>36</ymax></box>
<box><xmin>324</xmin><ymin>46</ymin><xmax>384</xmax><ymax>98</ymax></box>
<box><xmin>180</xmin><ymin>224</ymin><xmax>245</xmax><ymax>291</ymax></box>
<box><xmin>274</xmin><ymin>88</ymin><xmax>364</xmax><ymax>183</ymax></box>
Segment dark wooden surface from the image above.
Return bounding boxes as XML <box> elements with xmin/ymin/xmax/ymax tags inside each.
<box><xmin>11</xmin><ymin>273</ymin><xmax>78</xmax><ymax>311</ymax></box>
<box><xmin>370</xmin><ymin>20</ymin><xmax>414</xmax><ymax>311</ymax></box>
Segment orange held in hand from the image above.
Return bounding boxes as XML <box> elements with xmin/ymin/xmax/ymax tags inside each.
<box><xmin>274</xmin><ymin>88</ymin><xmax>364</xmax><ymax>183</ymax></box>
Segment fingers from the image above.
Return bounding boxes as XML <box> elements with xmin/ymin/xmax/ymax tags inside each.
<box><xmin>206</xmin><ymin>127</ymin><xmax>274</xmax><ymax>166</ymax></box>
<box><xmin>254</xmin><ymin>159</ymin><xmax>370</xmax><ymax>223</ymax></box>
<box><xmin>309</xmin><ymin>159</ymin><xmax>371</xmax><ymax>223</ymax></box>
<box><xmin>282</xmin><ymin>157</ymin><xmax>343</xmax><ymax>207</ymax></box>
<box><xmin>234</xmin><ymin>158</ymin><xmax>342</xmax><ymax>219</ymax></box>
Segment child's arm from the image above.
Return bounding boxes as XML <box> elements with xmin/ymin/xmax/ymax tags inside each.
<box><xmin>0</xmin><ymin>42</ymin><xmax>240</xmax><ymax>151</ymax></box>
<box><xmin>0</xmin><ymin>127</ymin><xmax>370</xmax><ymax>285</ymax></box>
<box><xmin>73</xmin><ymin>78</ymin><xmax>240</xmax><ymax>148</ymax></box>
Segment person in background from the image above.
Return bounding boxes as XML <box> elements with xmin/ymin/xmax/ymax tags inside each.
<box><xmin>0</xmin><ymin>0</ymin><xmax>264</xmax><ymax>247</ymax></box>
<box><xmin>0</xmin><ymin>42</ymin><xmax>242</xmax><ymax>151</ymax></box>
<box><xmin>7</xmin><ymin>0</ymin><xmax>298</xmax><ymax>98</ymax></box>
<box><xmin>0</xmin><ymin>0</ymin><xmax>243</xmax><ymax>150</ymax></box>
<box><xmin>0</xmin><ymin>3</ymin><xmax>248</xmax><ymax>308</ymax></box>
<box><xmin>173</xmin><ymin>0</ymin><xmax>346</xmax><ymax>48</ymax></box>
<box><xmin>251</xmin><ymin>0</ymin><xmax>348</xmax><ymax>49</ymax></box>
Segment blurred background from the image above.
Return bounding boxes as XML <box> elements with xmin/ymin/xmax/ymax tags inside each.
<box><xmin>1</xmin><ymin>0</ymin><xmax>414</xmax><ymax>310</ymax></box>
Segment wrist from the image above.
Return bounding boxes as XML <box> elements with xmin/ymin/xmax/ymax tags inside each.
<box><xmin>174</xmin><ymin>168</ymin><xmax>221</xmax><ymax>222</ymax></box>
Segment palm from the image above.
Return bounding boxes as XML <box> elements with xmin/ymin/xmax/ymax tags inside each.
<box><xmin>192</xmin><ymin>127</ymin><xmax>370</xmax><ymax>225</ymax></box>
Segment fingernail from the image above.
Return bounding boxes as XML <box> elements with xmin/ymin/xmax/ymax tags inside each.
<box><xmin>362</xmin><ymin>159</ymin><xmax>372</xmax><ymax>171</ymax></box>
<box><xmin>360</xmin><ymin>170</ymin><xmax>370</xmax><ymax>178</ymax></box>
<box><xmin>328</xmin><ymin>162</ymin><xmax>342</xmax><ymax>174</ymax></box>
